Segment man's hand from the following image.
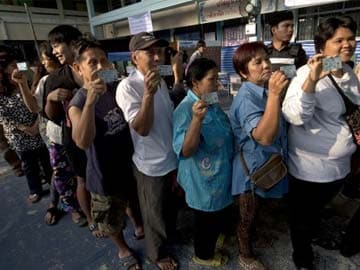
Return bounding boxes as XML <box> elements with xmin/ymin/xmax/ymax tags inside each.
<box><xmin>144</xmin><ymin>70</ymin><xmax>161</xmax><ymax>96</ymax></box>
<box><xmin>83</xmin><ymin>70</ymin><xmax>107</xmax><ymax>106</ymax></box>
<box><xmin>171</xmin><ymin>51</ymin><xmax>184</xmax><ymax>82</ymax></box>
<box><xmin>47</xmin><ymin>88</ymin><xmax>73</xmax><ymax>102</ymax></box>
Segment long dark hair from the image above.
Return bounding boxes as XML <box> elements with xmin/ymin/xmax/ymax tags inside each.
<box><xmin>0</xmin><ymin>55</ymin><xmax>17</xmax><ymax>96</ymax></box>
<box><xmin>31</xmin><ymin>41</ymin><xmax>61</xmax><ymax>93</ymax></box>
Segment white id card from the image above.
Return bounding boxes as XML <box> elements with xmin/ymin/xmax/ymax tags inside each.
<box><xmin>322</xmin><ymin>56</ymin><xmax>342</xmax><ymax>72</ymax></box>
<box><xmin>158</xmin><ymin>65</ymin><xmax>173</xmax><ymax>76</ymax></box>
<box><xmin>97</xmin><ymin>69</ymin><xmax>118</xmax><ymax>83</ymax></box>
<box><xmin>202</xmin><ymin>92</ymin><xmax>219</xmax><ymax>105</ymax></box>
<box><xmin>16</xmin><ymin>62</ymin><xmax>28</xmax><ymax>71</ymax></box>
<box><xmin>280</xmin><ymin>65</ymin><xmax>296</xmax><ymax>78</ymax></box>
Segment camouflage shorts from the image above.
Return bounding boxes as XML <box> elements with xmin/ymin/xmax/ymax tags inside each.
<box><xmin>90</xmin><ymin>193</ymin><xmax>127</xmax><ymax>235</ymax></box>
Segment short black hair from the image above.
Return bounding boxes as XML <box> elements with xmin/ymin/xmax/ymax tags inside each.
<box><xmin>186</xmin><ymin>58</ymin><xmax>217</xmax><ymax>88</ymax></box>
<box><xmin>48</xmin><ymin>25</ymin><xmax>82</xmax><ymax>45</ymax></box>
<box><xmin>268</xmin><ymin>10</ymin><xmax>294</xmax><ymax>27</ymax></box>
<box><xmin>314</xmin><ymin>16</ymin><xmax>357</xmax><ymax>53</ymax></box>
<box><xmin>72</xmin><ymin>38</ymin><xmax>106</xmax><ymax>62</ymax></box>
<box><xmin>196</xmin><ymin>40</ymin><xmax>206</xmax><ymax>49</ymax></box>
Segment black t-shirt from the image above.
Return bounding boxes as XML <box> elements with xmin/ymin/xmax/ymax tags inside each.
<box><xmin>68</xmin><ymin>83</ymin><xmax>134</xmax><ymax>196</ymax></box>
<box><xmin>43</xmin><ymin>65</ymin><xmax>87</xmax><ymax>177</ymax></box>
<box><xmin>43</xmin><ymin>65</ymin><xmax>79</xmax><ymax>124</ymax></box>
<box><xmin>267</xmin><ymin>43</ymin><xmax>308</xmax><ymax>72</ymax></box>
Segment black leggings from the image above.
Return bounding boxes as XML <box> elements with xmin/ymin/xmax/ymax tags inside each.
<box><xmin>289</xmin><ymin>174</ymin><xmax>345</xmax><ymax>267</ymax></box>
<box><xmin>193</xmin><ymin>206</ymin><xmax>230</xmax><ymax>260</ymax></box>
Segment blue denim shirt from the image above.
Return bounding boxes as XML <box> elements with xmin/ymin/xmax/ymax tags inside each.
<box><xmin>230</xmin><ymin>81</ymin><xmax>288</xmax><ymax>198</ymax></box>
<box><xmin>173</xmin><ymin>90</ymin><xmax>234</xmax><ymax>211</ymax></box>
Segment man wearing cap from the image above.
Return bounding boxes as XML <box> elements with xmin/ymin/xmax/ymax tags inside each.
<box><xmin>116</xmin><ymin>32</ymin><xmax>178</xmax><ymax>270</ymax></box>
<box><xmin>267</xmin><ymin>10</ymin><xmax>307</xmax><ymax>78</ymax></box>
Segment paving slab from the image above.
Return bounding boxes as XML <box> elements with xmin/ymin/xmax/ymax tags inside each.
<box><xmin>1</xmin><ymin>167</ymin><xmax>360</xmax><ymax>270</ymax></box>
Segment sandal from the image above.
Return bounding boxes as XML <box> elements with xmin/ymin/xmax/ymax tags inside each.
<box><xmin>216</xmin><ymin>233</ymin><xmax>226</xmax><ymax>250</ymax></box>
<box><xmin>28</xmin><ymin>193</ymin><xmax>41</xmax><ymax>203</ymax></box>
<box><xmin>193</xmin><ymin>251</ymin><xmax>228</xmax><ymax>267</ymax></box>
<box><xmin>238</xmin><ymin>256</ymin><xmax>267</xmax><ymax>270</ymax></box>
<box><xmin>312</xmin><ymin>237</ymin><xmax>339</xmax><ymax>250</ymax></box>
<box><xmin>119</xmin><ymin>254</ymin><xmax>142</xmax><ymax>270</ymax></box>
<box><xmin>44</xmin><ymin>207</ymin><xmax>59</xmax><ymax>225</ymax></box>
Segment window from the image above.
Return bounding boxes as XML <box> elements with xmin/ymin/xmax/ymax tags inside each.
<box><xmin>93</xmin><ymin>0</ymin><xmax>141</xmax><ymax>14</ymax></box>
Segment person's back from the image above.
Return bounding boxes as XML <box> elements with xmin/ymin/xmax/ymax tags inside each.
<box><xmin>185</xmin><ymin>40</ymin><xmax>206</xmax><ymax>76</ymax></box>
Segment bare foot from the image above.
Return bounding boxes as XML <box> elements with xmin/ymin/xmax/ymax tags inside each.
<box><xmin>134</xmin><ymin>226</ymin><xmax>145</xmax><ymax>240</ymax></box>
<box><xmin>155</xmin><ymin>257</ymin><xmax>178</xmax><ymax>270</ymax></box>
<box><xmin>119</xmin><ymin>252</ymin><xmax>142</xmax><ymax>270</ymax></box>
<box><xmin>71</xmin><ymin>211</ymin><xmax>87</xmax><ymax>227</ymax></box>
<box><xmin>88</xmin><ymin>223</ymin><xmax>106</xmax><ymax>238</ymax></box>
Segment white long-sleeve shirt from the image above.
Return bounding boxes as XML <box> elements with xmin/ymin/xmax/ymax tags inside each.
<box><xmin>282</xmin><ymin>64</ymin><xmax>360</xmax><ymax>182</ymax></box>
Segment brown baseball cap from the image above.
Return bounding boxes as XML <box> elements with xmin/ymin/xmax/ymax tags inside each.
<box><xmin>129</xmin><ymin>32</ymin><xmax>169</xmax><ymax>51</ymax></box>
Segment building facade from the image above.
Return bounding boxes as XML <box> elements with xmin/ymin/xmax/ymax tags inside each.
<box><xmin>0</xmin><ymin>0</ymin><xmax>90</xmax><ymax>62</ymax></box>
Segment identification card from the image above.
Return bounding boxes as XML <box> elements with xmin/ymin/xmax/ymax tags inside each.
<box><xmin>280</xmin><ymin>65</ymin><xmax>296</xmax><ymax>78</ymax></box>
<box><xmin>202</xmin><ymin>92</ymin><xmax>219</xmax><ymax>105</ymax></box>
<box><xmin>322</xmin><ymin>56</ymin><xmax>342</xmax><ymax>72</ymax></box>
<box><xmin>158</xmin><ymin>65</ymin><xmax>173</xmax><ymax>76</ymax></box>
<box><xmin>97</xmin><ymin>69</ymin><xmax>118</xmax><ymax>83</ymax></box>
<box><xmin>16</xmin><ymin>62</ymin><xmax>28</xmax><ymax>71</ymax></box>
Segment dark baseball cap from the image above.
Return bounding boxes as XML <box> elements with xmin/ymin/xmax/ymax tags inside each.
<box><xmin>129</xmin><ymin>32</ymin><xmax>169</xmax><ymax>51</ymax></box>
<box><xmin>268</xmin><ymin>10</ymin><xmax>294</xmax><ymax>27</ymax></box>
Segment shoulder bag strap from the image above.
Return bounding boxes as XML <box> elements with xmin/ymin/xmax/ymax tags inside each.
<box><xmin>239</xmin><ymin>148</ymin><xmax>250</xmax><ymax>176</ymax></box>
<box><xmin>327</xmin><ymin>74</ymin><xmax>357</xmax><ymax>113</ymax></box>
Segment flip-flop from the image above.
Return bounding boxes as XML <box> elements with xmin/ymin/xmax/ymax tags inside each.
<box><xmin>192</xmin><ymin>252</ymin><xmax>228</xmax><ymax>267</ymax></box>
<box><xmin>44</xmin><ymin>207</ymin><xmax>59</xmax><ymax>225</ymax></box>
<box><xmin>120</xmin><ymin>254</ymin><xmax>142</xmax><ymax>270</ymax></box>
<box><xmin>28</xmin><ymin>193</ymin><xmax>41</xmax><ymax>203</ymax></box>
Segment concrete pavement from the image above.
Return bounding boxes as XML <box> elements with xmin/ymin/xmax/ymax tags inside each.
<box><xmin>1</xmin><ymin>160</ymin><xmax>360</xmax><ymax>270</ymax></box>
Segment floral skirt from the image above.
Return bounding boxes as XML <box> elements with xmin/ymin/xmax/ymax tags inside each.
<box><xmin>50</xmin><ymin>143</ymin><xmax>80</xmax><ymax>212</ymax></box>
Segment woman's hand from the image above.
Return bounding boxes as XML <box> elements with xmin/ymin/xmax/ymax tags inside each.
<box><xmin>354</xmin><ymin>131</ymin><xmax>360</xmax><ymax>145</ymax></box>
<box><xmin>307</xmin><ymin>53</ymin><xmax>329</xmax><ymax>81</ymax></box>
<box><xmin>192</xmin><ymin>100</ymin><xmax>208</xmax><ymax>121</ymax></box>
<box><xmin>171</xmin><ymin>51</ymin><xmax>184</xmax><ymax>82</ymax></box>
<box><xmin>268</xmin><ymin>71</ymin><xmax>289</xmax><ymax>97</ymax></box>
<box><xmin>11</xmin><ymin>69</ymin><xmax>27</xmax><ymax>86</ymax></box>
<box><xmin>17</xmin><ymin>120</ymin><xmax>39</xmax><ymax>136</ymax></box>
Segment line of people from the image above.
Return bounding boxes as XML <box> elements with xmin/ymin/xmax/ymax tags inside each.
<box><xmin>1</xmin><ymin>11</ymin><xmax>360</xmax><ymax>270</ymax></box>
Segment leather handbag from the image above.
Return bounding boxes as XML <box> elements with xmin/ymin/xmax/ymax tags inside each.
<box><xmin>328</xmin><ymin>74</ymin><xmax>360</xmax><ymax>146</ymax></box>
<box><xmin>239</xmin><ymin>150</ymin><xmax>287</xmax><ymax>191</ymax></box>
